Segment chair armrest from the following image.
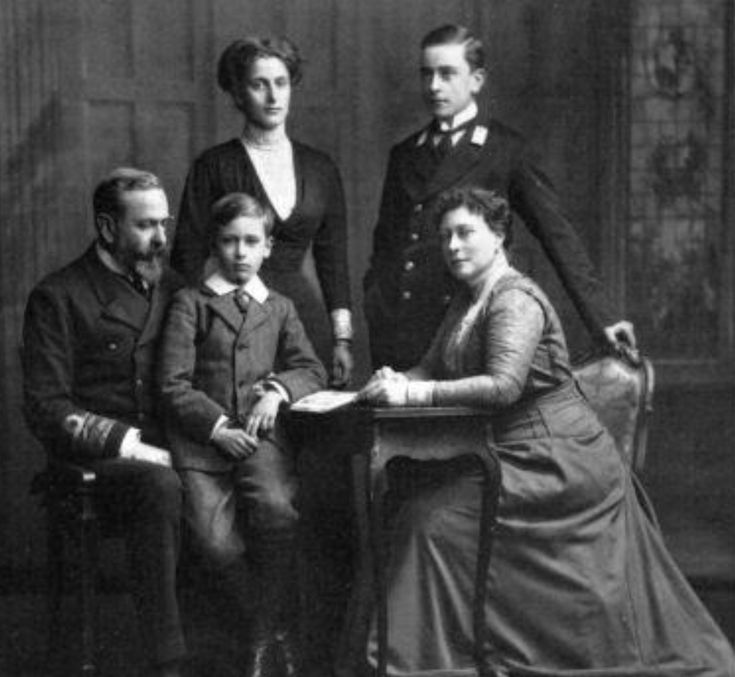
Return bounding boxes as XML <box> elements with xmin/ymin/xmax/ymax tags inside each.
<box><xmin>31</xmin><ymin>459</ymin><xmax>97</xmax><ymax>498</ymax></box>
<box><xmin>49</xmin><ymin>459</ymin><xmax>97</xmax><ymax>486</ymax></box>
<box><xmin>572</xmin><ymin>351</ymin><xmax>655</xmax><ymax>473</ymax></box>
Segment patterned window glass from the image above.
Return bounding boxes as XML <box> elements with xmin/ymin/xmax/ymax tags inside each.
<box><xmin>628</xmin><ymin>0</ymin><xmax>726</xmax><ymax>359</ymax></box>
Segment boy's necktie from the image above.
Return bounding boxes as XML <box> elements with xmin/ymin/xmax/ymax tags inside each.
<box><xmin>234</xmin><ymin>289</ymin><xmax>250</xmax><ymax>314</ymax></box>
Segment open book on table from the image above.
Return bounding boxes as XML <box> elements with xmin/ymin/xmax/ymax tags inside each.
<box><xmin>291</xmin><ymin>390</ymin><xmax>359</xmax><ymax>414</ymax></box>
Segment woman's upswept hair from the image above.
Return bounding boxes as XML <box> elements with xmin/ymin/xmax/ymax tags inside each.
<box><xmin>433</xmin><ymin>186</ymin><xmax>513</xmax><ymax>247</ymax></box>
<box><xmin>209</xmin><ymin>192</ymin><xmax>275</xmax><ymax>248</ymax></box>
<box><xmin>217</xmin><ymin>36</ymin><xmax>303</xmax><ymax>96</ymax></box>
<box><xmin>421</xmin><ymin>24</ymin><xmax>485</xmax><ymax>72</ymax></box>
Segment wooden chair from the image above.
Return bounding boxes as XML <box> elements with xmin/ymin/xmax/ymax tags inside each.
<box><xmin>31</xmin><ymin>457</ymin><xmax>107</xmax><ymax>677</ymax></box>
<box><xmin>572</xmin><ymin>345</ymin><xmax>655</xmax><ymax>473</ymax></box>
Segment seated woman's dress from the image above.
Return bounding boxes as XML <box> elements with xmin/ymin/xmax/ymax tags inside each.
<box><xmin>367</xmin><ymin>270</ymin><xmax>735</xmax><ymax>677</ymax></box>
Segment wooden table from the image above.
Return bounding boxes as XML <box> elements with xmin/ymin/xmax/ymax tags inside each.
<box><xmin>291</xmin><ymin>404</ymin><xmax>501</xmax><ymax>677</ymax></box>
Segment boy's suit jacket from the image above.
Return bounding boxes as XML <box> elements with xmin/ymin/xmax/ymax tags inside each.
<box><xmin>363</xmin><ymin>116</ymin><xmax>617</xmax><ymax>370</ymax></box>
<box><xmin>159</xmin><ymin>283</ymin><xmax>326</xmax><ymax>471</ymax></box>
<box><xmin>23</xmin><ymin>244</ymin><xmax>182</xmax><ymax>455</ymax></box>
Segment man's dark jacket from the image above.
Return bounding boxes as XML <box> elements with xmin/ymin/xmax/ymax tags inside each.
<box><xmin>363</xmin><ymin>117</ymin><xmax>617</xmax><ymax>370</ymax></box>
<box><xmin>23</xmin><ymin>245</ymin><xmax>182</xmax><ymax>456</ymax></box>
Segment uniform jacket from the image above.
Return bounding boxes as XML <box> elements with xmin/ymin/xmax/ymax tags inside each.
<box><xmin>170</xmin><ymin>138</ymin><xmax>351</xmax><ymax>313</ymax></box>
<box><xmin>22</xmin><ymin>245</ymin><xmax>182</xmax><ymax>456</ymax></box>
<box><xmin>363</xmin><ymin>116</ymin><xmax>617</xmax><ymax>370</ymax></box>
<box><xmin>158</xmin><ymin>280</ymin><xmax>326</xmax><ymax>472</ymax></box>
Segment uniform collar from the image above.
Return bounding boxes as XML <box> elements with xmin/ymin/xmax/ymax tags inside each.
<box><xmin>437</xmin><ymin>100</ymin><xmax>478</xmax><ymax>132</ymax></box>
<box><xmin>417</xmin><ymin>101</ymin><xmax>479</xmax><ymax>146</ymax></box>
<box><xmin>204</xmin><ymin>270</ymin><xmax>269</xmax><ymax>305</ymax></box>
<box><xmin>96</xmin><ymin>242</ymin><xmax>128</xmax><ymax>276</ymax></box>
<box><xmin>95</xmin><ymin>241</ymin><xmax>153</xmax><ymax>295</ymax></box>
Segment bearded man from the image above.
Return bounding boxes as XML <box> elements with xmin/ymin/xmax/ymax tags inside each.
<box><xmin>22</xmin><ymin>168</ymin><xmax>186</xmax><ymax>677</ymax></box>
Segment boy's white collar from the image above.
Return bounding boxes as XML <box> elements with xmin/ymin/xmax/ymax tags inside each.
<box><xmin>204</xmin><ymin>271</ymin><xmax>269</xmax><ymax>304</ymax></box>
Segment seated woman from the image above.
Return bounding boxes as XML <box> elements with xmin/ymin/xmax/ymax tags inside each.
<box><xmin>359</xmin><ymin>187</ymin><xmax>734</xmax><ymax>677</ymax></box>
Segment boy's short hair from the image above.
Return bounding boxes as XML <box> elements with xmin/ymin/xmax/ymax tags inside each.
<box><xmin>420</xmin><ymin>24</ymin><xmax>485</xmax><ymax>71</ymax></box>
<box><xmin>209</xmin><ymin>192</ymin><xmax>275</xmax><ymax>247</ymax></box>
<box><xmin>93</xmin><ymin>167</ymin><xmax>163</xmax><ymax>220</ymax></box>
<box><xmin>432</xmin><ymin>186</ymin><xmax>513</xmax><ymax>247</ymax></box>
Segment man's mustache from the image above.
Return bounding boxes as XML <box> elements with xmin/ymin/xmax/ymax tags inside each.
<box><xmin>136</xmin><ymin>246</ymin><xmax>167</xmax><ymax>262</ymax></box>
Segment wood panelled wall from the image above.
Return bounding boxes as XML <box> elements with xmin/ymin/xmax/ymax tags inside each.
<box><xmin>1</xmin><ymin>0</ymin><xmax>64</xmax><ymax>571</ymax></box>
<box><xmin>0</xmin><ymin>0</ymin><xmax>651</xmax><ymax>571</ymax></box>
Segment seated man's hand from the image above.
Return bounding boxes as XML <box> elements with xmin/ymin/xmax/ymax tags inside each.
<box><xmin>244</xmin><ymin>390</ymin><xmax>283</xmax><ymax>438</ymax></box>
<box><xmin>119</xmin><ymin>436</ymin><xmax>172</xmax><ymax>467</ymax></box>
<box><xmin>211</xmin><ymin>425</ymin><xmax>259</xmax><ymax>460</ymax></box>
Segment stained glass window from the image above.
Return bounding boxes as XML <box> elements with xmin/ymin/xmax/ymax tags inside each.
<box><xmin>628</xmin><ymin>0</ymin><xmax>727</xmax><ymax>360</ymax></box>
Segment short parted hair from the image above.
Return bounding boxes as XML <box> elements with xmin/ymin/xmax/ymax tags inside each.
<box><xmin>92</xmin><ymin>167</ymin><xmax>163</xmax><ymax>220</ymax></box>
<box><xmin>433</xmin><ymin>187</ymin><xmax>513</xmax><ymax>247</ymax></box>
<box><xmin>209</xmin><ymin>192</ymin><xmax>275</xmax><ymax>247</ymax></box>
<box><xmin>421</xmin><ymin>24</ymin><xmax>485</xmax><ymax>71</ymax></box>
<box><xmin>217</xmin><ymin>36</ymin><xmax>303</xmax><ymax>96</ymax></box>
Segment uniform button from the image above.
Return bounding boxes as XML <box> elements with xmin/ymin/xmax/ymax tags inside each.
<box><xmin>404</xmin><ymin>260</ymin><xmax>415</xmax><ymax>271</ymax></box>
<box><xmin>107</xmin><ymin>341</ymin><xmax>118</xmax><ymax>351</ymax></box>
<box><xmin>135</xmin><ymin>378</ymin><xmax>143</xmax><ymax>386</ymax></box>
<box><xmin>413</xmin><ymin>203</ymin><xmax>423</xmax><ymax>214</ymax></box>
<box><xmin>402</xmin><ymin>290</ymin><xmax>412</xmax><ymax>301</ymax></box>
<box><xmin>410</xmin><ymin>232</ymin><xmax>419</xmax><ymax>242</ymax></box>
<box><xmin>237</xmin><ymin>343</ymin><xmax>248</xmax><ymax>351</ymax></box>
<box><xmin>137</xmin><ymin>412</ymin><xmax>146</xmax><ymax>422</ymax></box>
<box><xmin>442</xmin><ymin>294</ymin><xmax>452</xmax><ymax>305</ymax></box>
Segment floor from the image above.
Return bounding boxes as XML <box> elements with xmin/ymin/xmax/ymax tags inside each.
<box><xmin>0</xmin><ymin>583</ymin><xmax>251</xmax><ymax>677</ymax></box>
<box><xmin>0</xmin><ymin>558</ymin><xmax>733</xmax><ymax>677</ymax></box>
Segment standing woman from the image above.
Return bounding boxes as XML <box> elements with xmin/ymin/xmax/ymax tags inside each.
<box><xmin>172</xmin><ymin>37</ymin><xmax>353</xmax><ymax>385</ymax></box>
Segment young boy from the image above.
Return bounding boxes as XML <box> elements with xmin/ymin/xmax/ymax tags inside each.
<box><xmin>158</xmin><ymin>192</ymin><xmax>326</xmax><ymax>676</ymax></box>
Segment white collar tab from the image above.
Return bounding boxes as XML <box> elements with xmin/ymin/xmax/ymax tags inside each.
<box><xmin>205</xmin><ymin>271</ymin><xmax>269</xmax><ymax>305</ymax></box>
<box><xmin>471</xmin><ymin>125</ymin><xmax>488</xmax><ymax>146</ymax></box>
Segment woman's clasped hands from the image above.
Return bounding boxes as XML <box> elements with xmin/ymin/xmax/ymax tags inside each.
<box><xmin>358</xmin><ymin>366</ymin><xmax>410</xmax><ymax>406</ymax></box>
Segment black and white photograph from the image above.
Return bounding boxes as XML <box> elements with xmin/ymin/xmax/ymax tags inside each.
<box><xmin>0</xmin><ymin>1</ymin><xmax>733</xmax><ymax>676</ymax></box>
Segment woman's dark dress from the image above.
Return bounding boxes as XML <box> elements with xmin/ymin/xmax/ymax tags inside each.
<box><xmin>171</xmin><ymin>138</ymin><xmax>351</xmax><ymax>362</ymax></box>
<box><xmin>368</xmin><ymin>271</ymin><xmax>734</xmax><ymax>677</ymax></box>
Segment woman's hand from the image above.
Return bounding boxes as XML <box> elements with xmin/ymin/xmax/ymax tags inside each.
<box><xmin>331</xmin><ymin>341</ymin><xmax>354</xmax><ymax>389</ymax></box>
<box><xmin>244</xmin><ymin>390</ymin><xmax>283</xmax><ymax>437</ymax></box>
<box><xmin>358</xmin><ymin>367</ymin><xmax>409</xmax><ymax>405</ymax></box>
<box><xmin>211</xmin><ymin>426</ymin><xmax>259</xmax><ymax>460</ymax></box>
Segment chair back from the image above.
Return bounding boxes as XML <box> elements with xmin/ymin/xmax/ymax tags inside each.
<box><xmin>572</xmin><ymin>347</ymin><xmax>654</xmax><ymax>473</ymax></box>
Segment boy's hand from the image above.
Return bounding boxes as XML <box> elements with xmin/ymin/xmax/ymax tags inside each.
<box><xmin>211</xmin><ymin>426</ymin><xmax>259</xmax><ymax>460</ymax></box>
<box><xmin>244</xmin><ymin>390</ymin><xmax>283</xmax><ymax>437</ymax></box>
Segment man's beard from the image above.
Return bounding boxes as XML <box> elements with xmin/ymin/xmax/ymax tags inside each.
<box><xmin>116</xmin><ymin>244</ymin><xmax>166</xmax><ymax>284</ymax></box>
<box><xmin>132</xmin><ymin>254</ymin><xmax>165</xmax><ymax>285</ymax></box>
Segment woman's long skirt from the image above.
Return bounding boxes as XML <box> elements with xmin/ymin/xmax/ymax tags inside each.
<box><xmin>367</xmin><ymin>384</ymin><xmax>735</xmax><ymax>677</ymax></box>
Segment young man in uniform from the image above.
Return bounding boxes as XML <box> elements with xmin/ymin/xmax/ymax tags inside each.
<box><xmin>364</xmin><ymin>23</ymin><xmax>635</xmax><ymax>370</ymax></box>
